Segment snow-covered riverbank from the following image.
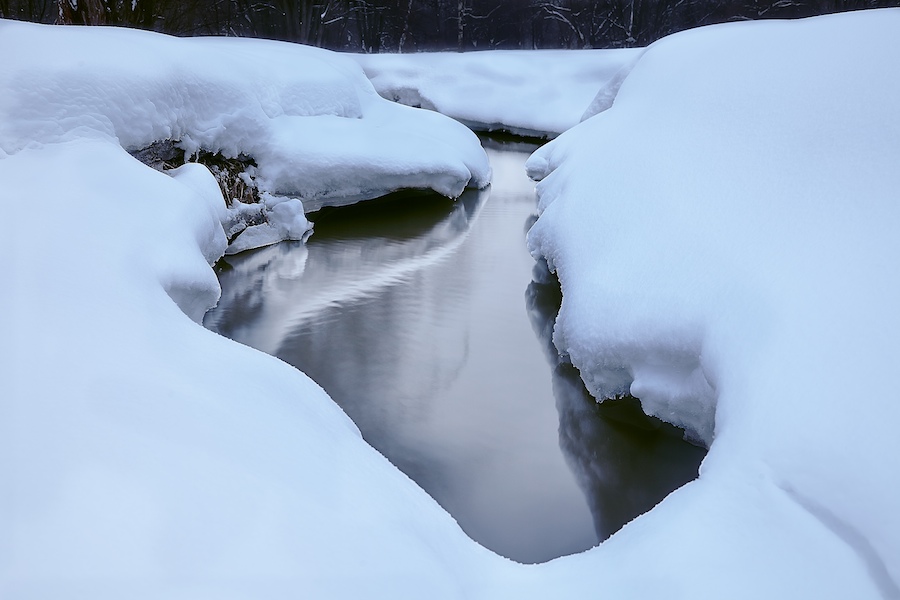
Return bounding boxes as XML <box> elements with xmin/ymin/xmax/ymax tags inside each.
<box><xmin>352</xmin><ymin>48</ymin><xmax>642</xmax><ymax>138</ymax></box>
<box><xmin>0</xmin><ymin>19</ymin><xmax>490</xmax><ymax>253</ymax></box>
<box><xmin>0</xmin><ymin>18</ymin><xmax>502</xmax><ymax>597</ymax></box>
<box><xmin>4</xmin><ymin>9</ymin><xmax>900</xmax><ymax>598</ymax></box>
<box><xmin>525</xmin><ymin>7</ymin><xmax>900</xmax><ymax>596</ymax></box>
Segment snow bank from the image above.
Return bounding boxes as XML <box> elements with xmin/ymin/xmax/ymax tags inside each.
<box><xmin>5</xmin><ymin>10</ymin><xmax>900</xmax><ymax>599</ymax></box>
<box><xmin>0</xmin><ymin>136</ymin><xmax>509</xmax><ymax>598</ymax></box>
<box><xmin>0</xmin><ymin>19</ymin><xmax>490</xmax><ymax>244</ymax></box>
<box><xmin>526</xmin><ymin>7</ymin><xmax>900</xmax><ymax>596</ymax></box>
<box><xmin>352</xmin><ymin>49</ymin><xmax>642</xmax><ymax>138</ymax></box>
<box><xmin>1</xmin><ymin>18</ymin><xmax>502</xmax><ymax>597</ymax></box>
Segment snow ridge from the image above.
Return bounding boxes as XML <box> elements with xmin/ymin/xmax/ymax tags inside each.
<box><xmin>526</xmin><ymin>8</ymin><xmax>900</xmax><ymax>596</ymax></box>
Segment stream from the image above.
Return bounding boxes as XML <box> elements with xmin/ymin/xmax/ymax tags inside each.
<box><xmin>203</xmin><ymin>138</ymin><xmax>705</xmax><ymax>564</ymax></box>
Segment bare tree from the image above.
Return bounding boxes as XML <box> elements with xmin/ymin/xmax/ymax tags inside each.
<box><xmin>0</xmin><ymin>0</ymin><xmax>890</xmax><ymax>52</ymax></box>
<box><xmin>57</xmin><ymin>0</ymin><xmax>106</xmax><ymax>24</ymax></box>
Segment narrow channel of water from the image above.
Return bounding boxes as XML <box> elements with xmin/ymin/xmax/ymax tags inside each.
<box><xmin>203</xmin><ymin>139</ymin><xmax>705</xmax><ymax>563</ymax></box>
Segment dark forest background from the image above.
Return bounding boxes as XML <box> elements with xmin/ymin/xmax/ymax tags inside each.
<box><xmin>2</xmin><ymin>0</ymin><xmax>897</xmax><ymax>51</ymax></box>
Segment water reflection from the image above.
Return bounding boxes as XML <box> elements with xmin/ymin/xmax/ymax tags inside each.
<box><xmin>204</xmin><ymin>142</ymin><xmax>704</xmax><ymax>564</ymax></box>
<box><xmin>206</xmin><ymin>189</ymin><xmax>484</xmax><ymax>351</ymax></box>
<box><xmin>205</xmin><ymin>147</ymin><xmax>603</xmax><ymax>564</ymax></box>
<box><xmin>526</xmin><ymin>276</ymin><xmax>706</xmax><ymax>542</ymax></box>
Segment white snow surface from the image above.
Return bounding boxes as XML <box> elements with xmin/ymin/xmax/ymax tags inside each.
<box><xmin>0</xmin><ymin>19</ymin><xmax>490</xmax><ymax>218</ymax></box>
<box><xmin>4</xmin><ymin>10</ymin><xmax>900</xmax><ymax>600</ymax></box>
<box><xmin>0</xmin><ymin>137</ymin><xmax>507</xmax><ymax>597</ymax></box>
<box><xmin>352</xmin><ymin>48</ymin><xmax>643</xmax><ymax>138</ymax></box>
<box><xmin>527</xmin><ymin>7</ymin><xmax>900</xmax><ymax>597</ymax></box>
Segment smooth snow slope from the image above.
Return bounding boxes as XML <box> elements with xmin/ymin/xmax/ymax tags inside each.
<box><xmin>0</xmin><ymin>138</ymin><xmax>507</xmax><ymax>598</ymax></box>
<box><xmin>3</xmin><ymin>10</ymin><xmax>899</xmax><ymax>600</ymax></box>
<box><xmin>0</xmin><ymin>19</ymin><xmax>504</xmax><ymax>598</ymax></box>
<box><xmin>352</xmin><ymin>49</ymin><xmax>643</xmax><ymax>138</ymax></box>
<box><xmin>525</xmin><ymin>7</ymin><xmax>900</xmax><ymax>597</ymax></box>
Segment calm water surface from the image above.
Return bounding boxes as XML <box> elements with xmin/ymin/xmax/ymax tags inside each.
<box><xmin>204</xmin><ymin>140</ymin><xmax>705</xmax><ymax>563</ymax></box>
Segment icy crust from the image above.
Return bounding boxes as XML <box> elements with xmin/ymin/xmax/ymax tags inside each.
<box><xmin>527</xmin><ymin>7</ymin><xmax>900</xmax><ymax>595</ymax></box>
<box><xmin>352</xmin><ymin>49</ymin><xmax>643</xmax><ymax>138</ymax></box>
<box><xmin>0</xmin><ymin>19</ymin><xmax>490</xmax><ymax>241</ymax></box>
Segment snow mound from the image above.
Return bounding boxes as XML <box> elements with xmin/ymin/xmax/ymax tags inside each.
<box><xmin>0</xmin><ymin>19</ymin><xmax>490</xmax><ymax>240</ymax></box>
<box><xmin>352</xmin><ymin>49</ymin><xmax>642</xmax><ymax>138</ymax></box>
<box><xmin>1</xmin><ymin>137</ymin><xmax>505</xmax><ymax>596</ymax></box>
<box><xmin>526</xmin><ymin>7</ymin><xmax>900</xmax><ymax>596</ymax></box>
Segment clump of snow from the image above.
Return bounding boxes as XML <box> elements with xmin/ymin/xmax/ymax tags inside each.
<box><xmin>0</xmin><ymin>19</ymin><xmax>490</xmax><ymax>252</ymax></box>
<box><xmin>527</xmin><ymin>7</ymin><xmax>900</xmax><ymax>595</ymax></box>
<box><xmin>352</xmin><ymin>49</ymin><xmax>642</xmax><ymax>138</ymax></box>
<box><xmin>0</xmin><ymin>19</ymin><xmax>503</xmax><ymax>595</ymax></box>
<box><xmin>225</xmin><ymin>195</ymin><xmax>311</xmax><ymax>255</ymax></box>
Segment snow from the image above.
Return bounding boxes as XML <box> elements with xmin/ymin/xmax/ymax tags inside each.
<box><xmin>526</xmin><ymin>7</ymin><xmax>900</xmax><ymax>596</ymax></box>
<box><xmin>1</xmin><ymin>133</ymin><xmax>504</xmax><ymax>600</ymax></box>
<box><xmin>4</xmin><ymin>8</ymin><xmax>900</xmax><ymax>599</ymax></box>
<box><xmin>224</xmin><ymin>195</ymin><xmax>311</xmax><ymax>255</ymax></box>
<box><xmin>0</xmin><ymin>19</ymin><xmax>490</xmax><ymax>249</ymax></box>
<box><xmin>1</xmin><ymin>18</ymin><xmax>500</xmax><ymax>597</ymax></box>
<box><xmin>352</xmin><ymin>49</ymin><xmax>643</xmax><ymax>138</ymax></box>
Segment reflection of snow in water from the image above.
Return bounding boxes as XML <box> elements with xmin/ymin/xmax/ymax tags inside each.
<box><xmin>205</xmin><ymin>143</ymin><xmax>702</xmax><ymax>564</ymax></box>
<box><xmin>527</xmin><ymin>278</ymin><xmax>705</xmax><ymax>542</ymax></box>
<box><xmin>205</xmin><ymin>188</ymin><xmax>485</xmax><ymax>353</ymax></box>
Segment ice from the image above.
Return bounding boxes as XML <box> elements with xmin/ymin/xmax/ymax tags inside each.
<box><xmin>225</xmin><ymin>196</ymin><xmax>311</xmax><ymax>255</ymax></box>
<box><xmin>352</xmin><ymin>49</ymin><xmax>642</xmax><ymax>138</ymax></box>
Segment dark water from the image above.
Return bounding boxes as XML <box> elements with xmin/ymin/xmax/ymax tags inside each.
<box><xmin>204</xmin><ymin>141</ymin><xmax>705</xmax><ymax>564</ymax></box>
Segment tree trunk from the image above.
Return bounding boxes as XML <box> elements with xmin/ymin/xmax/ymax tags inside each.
<box><xmin>457</xmin><ymin>0</ymin><xmax>464</xmax><ymax>51</ymax></box>
<box><xmin>57</xmin><ymin>0</ymin><xmax>106</xmax><ymax>24</ymax></box>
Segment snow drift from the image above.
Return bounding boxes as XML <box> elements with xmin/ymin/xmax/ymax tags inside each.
<box><xmin>352</xmin><ymin>49</ymin><xmax>642</xmax><ymax>138</ymax></box>
<box><xmin>526</xmin><ymin>7</ymin><xmax>900</xmax><ymax>597</ymax></box>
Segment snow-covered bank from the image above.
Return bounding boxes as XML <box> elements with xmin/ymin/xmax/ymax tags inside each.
<box><xmin>526</xmin><ymin>7</ymin><xmax>900</xmax><ymax>596</ymax></box>
<box><xmin>352</xmin><ymin>49</ymin><xmax>643</xmax><ymax>138</ymax></box>
<box><xmin>0</xmin><ymin>137</ymin><xmax>507</xmax><ymax>597</ymax></box>
<box><xmin>0</xmin><ymin>19</ymin><xmax>490</xmax><ymax>251</ymax></box>
<box><xmin>5</xmin><ymin>9</ymin><xmax>900</xmax><ymax>598</ymax></box>
<box><xmin>1</xmin><ymin>19</ymin><xmax>503</xmax><ymax>596</ymax></box>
